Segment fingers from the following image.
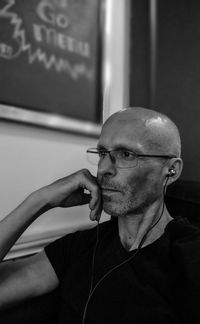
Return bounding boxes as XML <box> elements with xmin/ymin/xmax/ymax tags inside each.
<box><xmin>78</xmin><ymin>170</ymin><xmax>102</xmax><ymax>221</ymax></box>
<box><xmin>89</xmin><ymin>200</ymin><xmax>102</xmax><ymax>222</ymax></box>
<box><xmin>89</xmin><ymin>190</ymin><xmax>102</xmax><ymax>222</ymax></box>
<box><xmin>47</xmin><ymin>169</ymin><xmax>102</xmax><ymax>221</ymax></box>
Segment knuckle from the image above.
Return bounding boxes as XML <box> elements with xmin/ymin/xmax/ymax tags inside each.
<box><xmin>75</xmin><ymin>169</ymin><xmax>90</xmax><ymax>187</ymax></box>
<box><xmin>80</xmin><ymin>168</ymin><xmax>89</xmax><ymax>176</ymax></box>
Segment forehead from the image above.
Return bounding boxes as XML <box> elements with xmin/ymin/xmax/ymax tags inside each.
<box><xmin>98</xmin><ymin>117</ymin><xmax>148</xmax><ymax>152</ymax></box>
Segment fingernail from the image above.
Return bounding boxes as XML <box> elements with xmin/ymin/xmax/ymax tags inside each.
<box><xmin>91</xmin><ymin>201</ymin><xmax>98</xmax><ymax>211</ymax></box>
<box><xmin>89</xmin><ymin>210</ymin><xmax>95</xmax><ymax>221</ymax></box>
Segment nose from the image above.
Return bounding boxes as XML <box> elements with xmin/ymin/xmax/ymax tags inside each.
<box><xmin>97</xmin><ymin>153</ymin><xmax>117</xmax><ymax>178</ymax></box>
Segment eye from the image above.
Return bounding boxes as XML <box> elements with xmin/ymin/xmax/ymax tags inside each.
<box><xmin>98</xmin><ymin>150</ymin><xmax>107</xmax><ymax>158</ymax></box>
<box><xmin>118</xmin><ymin>150</ymin><xmax>135</xmax><ymax>160</ymax></box>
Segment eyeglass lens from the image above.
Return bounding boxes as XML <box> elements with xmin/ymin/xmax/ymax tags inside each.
<box><xmin>87</xmin><ymin>150</ymin><xmax>138</xmax><ymax>168</ymax></box>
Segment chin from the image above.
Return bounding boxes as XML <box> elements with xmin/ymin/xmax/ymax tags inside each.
<box><xmin>103</xmin><ymin>201</ymin><xmax>128</xmax><ymax>217</ymax></box>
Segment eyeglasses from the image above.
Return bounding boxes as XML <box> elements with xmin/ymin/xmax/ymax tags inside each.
<box><xmin>86</xmin><ymin>148</ymin><xmax>176</xmax><ymax>169</ymax></box>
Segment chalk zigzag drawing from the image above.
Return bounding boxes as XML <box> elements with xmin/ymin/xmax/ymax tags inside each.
<box><xmin>0</xmin><ymin>0</ymin><xmax>94</xmax><ymax>79</ymax></box>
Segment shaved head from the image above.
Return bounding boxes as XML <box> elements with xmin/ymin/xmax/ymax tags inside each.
<box><xmin>103</xmin><ymin>107</ymin><xmax>181</xmax><ymax>157</ymax></box>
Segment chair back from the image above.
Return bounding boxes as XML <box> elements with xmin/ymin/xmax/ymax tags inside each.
<box><xmin>166</xmin><ymin>180</ymin><xmax>200</xmax><ymax>227</ymax></box>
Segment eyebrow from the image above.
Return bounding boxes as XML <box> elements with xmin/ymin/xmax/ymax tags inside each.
<box><xmin>97</xmin><ymin>144</ymin><xmax>105</xmax><ymax>150</ymax></box>
<box><xmin>97</xmin><ymin>144</ymin><xmax>142</xmax><ymax>153</ymax></box>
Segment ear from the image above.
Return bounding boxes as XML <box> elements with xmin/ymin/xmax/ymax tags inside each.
<box><xmin>165</xmin><ymin>158</ymin><xmax>183</xmax><ymax>186</ymax></box>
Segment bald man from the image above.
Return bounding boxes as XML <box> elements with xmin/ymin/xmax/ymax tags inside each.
<box><xmin>0</xmin><ymin>107</ymin><xmax>199</xmax><ymax>324</ymax></box>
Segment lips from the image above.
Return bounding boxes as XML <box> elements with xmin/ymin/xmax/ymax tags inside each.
<box><xmin>101</xmin><ymin>187</ymin><xmax>120</xmax><ymax>192</ymax></box>
<box><xmin>98</xmin><ymin>178</ymin><xmax>121</xmax><ymax>192</ymax></box>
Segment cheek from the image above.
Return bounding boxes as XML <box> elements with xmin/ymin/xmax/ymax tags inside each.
<box><xmin>124</xmin><ymin>168</ymin><xmax>162</xmax><ymax>196</ymax></box>
<box><xmin>124</xmin><ymin>169</ymin><xmax>150</xmax><ymax>188</ymax></box>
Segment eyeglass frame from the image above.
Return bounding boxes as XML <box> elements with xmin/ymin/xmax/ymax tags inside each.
<box><xmin>86</xmin><ymin>147</ymin><xmax>177</xmax><ymax>169</ymax></box>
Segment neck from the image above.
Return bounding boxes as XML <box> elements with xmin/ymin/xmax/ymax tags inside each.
<box><xmin>118</xmin><ymin>202</ymin><xmax>172</xmax><ymax>251</ymax></box>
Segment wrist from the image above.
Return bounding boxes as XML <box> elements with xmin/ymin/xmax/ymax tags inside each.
<box><xmin>27</xmin><ymin>187</ymin><xmax>52</xmax><ymax>216</ymax></box>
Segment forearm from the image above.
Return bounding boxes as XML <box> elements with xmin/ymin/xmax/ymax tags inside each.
<box><xmin>0</xmin><ymin>169</ymin><xmax>101</xmax><ymax>262</ymax></box>
<box><xmin>0</xmin><ymin>189</ymin><xmax>49</xmax><ymax>262</ymax></box>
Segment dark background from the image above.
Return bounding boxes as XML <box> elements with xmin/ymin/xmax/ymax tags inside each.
<box><xmin>130</xmin><ymin>0</ymin><xmax>200</xmax><ymax>182</ymax></box>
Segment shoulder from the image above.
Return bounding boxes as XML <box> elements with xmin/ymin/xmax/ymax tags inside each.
<box><xmin>45</xmin><ymin>219</ymin><xmax>115</xmax><ymax>258</ymax></box>
<box><xmin>44</xmin><ymin>220</ymin><xmax>115</xmax><ymax>282</ymax></box>
<box><xmin>165</xmin><ymin>216</ymin><xmax>200</xmax><ymax>261</ymax></box>
<box><xmin>165</xmin><ymin>216</ymin><xmax>200</xmax><ymax>241</ymax></box>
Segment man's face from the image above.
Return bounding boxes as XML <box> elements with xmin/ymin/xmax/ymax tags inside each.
<box><xmin>97</xmin><ymin>117</ymin><xmax>166</xmax><ymax>217</ymax></box>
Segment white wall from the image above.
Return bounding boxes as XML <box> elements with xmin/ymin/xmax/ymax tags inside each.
<box><xmin>0</xmin><ymin>0</ymin><xmax>130</xmax><ymax>258</ymax></box>
<box><xmin>0</xmin><ymin>121</ymin><xmax>103</xmax><ymax>258</ymax></box>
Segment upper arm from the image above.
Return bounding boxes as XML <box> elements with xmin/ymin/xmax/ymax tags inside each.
<box><xmin>0</xmin><ymin>250</ymin><xmax>59</xmax><ymax>310</ymax></box>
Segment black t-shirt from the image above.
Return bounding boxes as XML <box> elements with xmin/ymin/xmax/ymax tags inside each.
<box><xmin>45</xmin><ymin>217</ymin><xmax>200</xmax><ymax>324</ymax></box>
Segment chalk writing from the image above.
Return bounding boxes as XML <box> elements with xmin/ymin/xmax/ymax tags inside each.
<box><xmin>36</xmin><ymin>0</ymin><xmax>70</xmax><ymax>28</ymax></box>
<box><xmin>0</xmin><ymin>0</ymin><xmax>94</xmax><ymax>80</ymax></box>
<box><xmin>33</xmin><ymin>24</ymin><xmax>90</xmax><ymax>57</ymax></box>
<box><xmin>0</xmin><ymin>42</ymin><xmax>13</xmax><ymax>57</ymax></box>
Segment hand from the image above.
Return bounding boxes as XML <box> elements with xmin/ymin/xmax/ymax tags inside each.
<box><xmin>39</xmin><ymin>169</ymin><xmax>102</xmax><ymax>221</ymax></box>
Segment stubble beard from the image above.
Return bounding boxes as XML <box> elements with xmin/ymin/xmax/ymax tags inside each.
<box><xmin>102</xmin><ymin>187</ymin><xmax>139</xmax><ymax>217</ymax></box>
<box><xmin>99</xmin><ymin>177</ymin><xmax>140</xmax><ymax>217</ymax></box>
<box><xmin>102</xmin><ymin>187</ymin><xmax>159</xmax><ymax>217</ymax></box>
<box><xmin>98</xmin><ymin>176</ymin><xmax>158</xmax><ymax>217</ymax></box>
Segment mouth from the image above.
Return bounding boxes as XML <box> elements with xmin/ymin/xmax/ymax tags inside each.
<box><xmin>101</xmin><ymin>187</ymin><xmax>120</xmax><ymax>193</ymax></box>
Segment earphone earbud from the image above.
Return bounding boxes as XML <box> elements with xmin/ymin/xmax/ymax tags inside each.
<box><xmin>168</xmin><ymin>169</ymin><xmax>176</xmax><ymax>177</ymax></box>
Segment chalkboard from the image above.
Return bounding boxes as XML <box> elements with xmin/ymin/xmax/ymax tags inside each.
<box><xmin>0</xmin><ymin>0</ymin><xmax>101</xmax><ymax>125</ymax></box>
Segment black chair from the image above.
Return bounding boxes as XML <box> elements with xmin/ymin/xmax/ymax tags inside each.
<box><xmin>165</xmin><ymin>180</ymin><xmax>200</xmax><ymax>227</ymax></box>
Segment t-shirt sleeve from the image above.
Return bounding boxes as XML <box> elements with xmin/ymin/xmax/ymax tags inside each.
<box><xmin>44</xmin><ymin>225</ymin><xmax>98</xmax><ymax>283</ymax></box>
<box><xmin>44</xmin><ymin>232</ymin><xmax>76</xmax><ymax>282</ymax></box>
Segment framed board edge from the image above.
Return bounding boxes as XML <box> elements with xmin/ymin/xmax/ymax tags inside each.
<box><xmin>0</xmin><ymin>104</ymin><xmax>102</xmax><ymax>137</ymax></box>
